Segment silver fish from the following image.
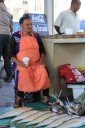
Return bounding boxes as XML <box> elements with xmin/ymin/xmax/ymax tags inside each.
<box><xmin>45</xmin><ymin>115</ymin><xmax>76</xmax><ymax>128</ymax></box>
<box><xmin>51</xmin><ymin>104</ymin><xmax>59</xmax><ymax>113</ymax></box>
<box><xmin>25</xmin><ymin>112</ymin><xmax>56</xmax><ymax>126</ymax></box>
<box><xmin>58</xmin><ymin>117</ymin><xmax>85</xmax><ymax>128</ymax></box>
<box><xmin>18</xmin><ymin>110</ymin><xmax>50</xmax><ymax>124</ymax></box>
<box><xmin>36</xmin><ymin>114</ymin><xmax>68</xmax><ymax>127</ymax></box>
<box><xmin>11</xmin><ymin>110</ymin><xmax>38</xmax><ymax>123</ymax></box>
<box><xmin>75</xmin><ymin>104</ymin><xmax>82</xmax><ymax>110</ymax></box>
<box><xmin>68</xmin><ymin>106</ymin><xmax>77</xmax><ymax>115</ymax></box>
<box><xmin>52</xmin><ymin>95</ymin><xmax>64</xmax><ymax>107</ymax></box>
<box><xmin>0</xmin><ymin>107</ymin><xmax>32</xmax><ymax>119</ymax></box>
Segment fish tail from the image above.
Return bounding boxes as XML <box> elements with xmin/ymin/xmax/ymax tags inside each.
<box><xmin>22</xmin><ymin>124</ymin><xmax>26</xmax><ymax>128</ymax></box>
<box><xmin>16</xmin><ymin>122</ymin><xmax>19</xmax><ymax>127</ymax></box>
<box><xmin>7</xmin><ymin>122</ymin><xmax>11</xmax><ymax>125</ymax></box>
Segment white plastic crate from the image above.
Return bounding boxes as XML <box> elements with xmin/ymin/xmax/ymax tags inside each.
<box><xmin>67</xmin><ymin>84</ymin><xmax>85</xmax><ymax>99</ymax></box>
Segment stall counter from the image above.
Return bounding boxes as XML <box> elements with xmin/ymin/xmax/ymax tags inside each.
<box><xmin>41</xmin><ymin>34</ymin><xmax>85</xmax><ymax>96</ymax></box>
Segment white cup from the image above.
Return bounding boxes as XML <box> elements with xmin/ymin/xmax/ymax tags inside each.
<box><xmin>65</xmin><ymin>28</ymin><xmax>73</xmax><ymax>35</ymax></box>
<box><xmin>23</xmin><ymin>57</ymin><xmax>30</xmax><ymax>67</ymax></box>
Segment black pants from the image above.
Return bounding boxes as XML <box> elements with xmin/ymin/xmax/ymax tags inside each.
<box><xmin>17</xmin><ymin>88</ymin><xmax>49</xmax><ymax>98</ymax></box>
<box><xmin>0</xmin><ymin>35</ymin><xmax>12</xmax><ymax>77</ymax></box>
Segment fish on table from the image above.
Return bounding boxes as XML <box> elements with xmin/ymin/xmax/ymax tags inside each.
<box><xmin>57</xmin><ymin>117</ymin><xmax>85</xmax><ymax>128</ymax></box>
<box><xmin>67</xmin><ymin>106</ymin><xmax>77</xmax><ymax>115</ymax></box>
<box><xmin>25</xmin><ymin>112</ymin><xmax>56</xmax><ymax>126</ymax></box>
<box><xmin>11</xmin><ymin>110</ymin><xmax>38</xmax><ymax>123</ymax></box>
<box><xmin>18</xmin><ymin>110</ymin><xmax>51</xmax><ymax>124</ymax></box>
<box><xmin>0</xmin><ymin>107</ymin><xmax>32</xmax><ymax>119</ymax></box>
<box><xmin>44</xmin><ymin>115</ymin><xmax>77</xmax><ymax>128</ymax></box>
<box><xmin>36</xmin><ymin>114</ymin><xmax>68</xmax><ymax>127</ymax></box>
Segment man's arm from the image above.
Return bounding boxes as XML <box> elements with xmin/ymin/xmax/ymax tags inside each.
<box><xmin>54</xmin><ymin>12</ymin><xmax>64</xmax><ymax>34</ymax></box>
<box><xmin>10</xmin><ymin>15</ymin><xmax>13</xmax><ymax>34</ymax></box>
<box><xmin>54</xmin><ymin>25</ymin><xmax>61</xmax><ymax>34</ymax></box>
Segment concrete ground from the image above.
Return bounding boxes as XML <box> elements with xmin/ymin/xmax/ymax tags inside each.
<box><xmin>0</xmin><ymin>79</ymin><xmax>15</xmax><ymax>108</ymax></box>
<box><xmin>0</xmin><ymin>60</ymin><xmax>15</xmax><ymax>108</ymax></box>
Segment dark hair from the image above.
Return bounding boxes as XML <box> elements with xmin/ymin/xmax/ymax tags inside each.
<box><xmin>0</xmin><ymin>0</ymin><xmax>4</xmax><ymax>3</ymax></box>
<box><xmin>71</xmin><ymin>0</ymin><xmax>81</xmax><ymax>5</ymax></box>
<box><xmin>19</xmin><ymin>13</ymin><xmax>31</xmax><ymax>25</ymax></box>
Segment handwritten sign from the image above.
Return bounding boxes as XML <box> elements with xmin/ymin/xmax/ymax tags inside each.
<box><xmin>13</xmin><ymin>13</ymin><xmax>49</xmax><ymax>35</ymax></box>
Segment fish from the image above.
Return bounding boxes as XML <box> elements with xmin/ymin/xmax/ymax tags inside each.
<box><xmin>36</xmin><ymin>114</ymin><xmax>68</xmax><ymax>127</ymax></box>
<box><xmin>25</xmin><ymin>112</ymin><xmax>56</xmax><ymax>126</ymax></box>
<box><xmin>0</xmin><ymin>107</ymin><xmax>32</xmax><ymax>119</ymax></box>
<box><xmin>18</xmin><ymin>110</ymin><xmax>51</xmax><ymax>124</ymax></box>
<box><xmin>75</xmin><ymin>104</ymin><xmax>82</xmax><ymax>110</ymax></box>
<box><xmin>52</xmin><ymin>95</ymin><xmax>64</xmax><ymax>107</ymax></box>
<box><xmin>11</xmin><ymin>110</ymin><xmax>38</xmax><ymax>123</ymax></box>
<box><xmin>58</xmin><ymin>117</ymin><xmax>85</xmax><ymax>128</ymax></box>
<box><xmin>44</xmin><ymin>115</ymin><xmax>76</xmax><ymax>128</ymax></box>
<box><xmin>78</xmin><ymin>106</ymin><xmax>85</xmax><ymax>116</ymax></box>
<box><xmin>68</xmin><ymin>106</ymin><xmax>77</xmax><ymax>115</ymax></box>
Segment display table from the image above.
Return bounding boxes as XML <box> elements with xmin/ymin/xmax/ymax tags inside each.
<box><xmin>0</xmin><ymin>102</ymin><xmax>49</xmax><ymax>128</ymax></box>
<box><xmin>0</xmin><ymin>104</ymin><xmax>85</xmax><ymax>128</ymax></box>
<box><xmin>41</xmin><ymin>34</ymin><xmax>85</xmax><ymax>96</ymax></box>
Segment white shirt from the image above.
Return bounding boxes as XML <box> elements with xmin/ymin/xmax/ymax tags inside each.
<box><xmin>54</xmin><ymin>9</ymin><xmax>80</xmax><ymax>34</ymax></box>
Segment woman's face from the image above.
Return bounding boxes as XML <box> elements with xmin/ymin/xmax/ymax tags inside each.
<box><xmin>21</xmin><ymin>19</ymin><xmax>32</xmax><ymax>34</ymax></box>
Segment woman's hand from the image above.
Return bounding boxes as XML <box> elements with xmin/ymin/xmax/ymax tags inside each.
<box><xmin>12</xmin><ymin>57</ymin><xmax>27</xmax><ymax>67</ymax></box>
<box><xmin>17</xmin><ymin>61</ymin><xmax>27</xmax><ymax>67</ymax></box>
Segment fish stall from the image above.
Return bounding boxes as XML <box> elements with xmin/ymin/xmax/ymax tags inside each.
<box><xmin>1</xmin><ymin>34</ymin><xmax>85</xmax><ymax>127</ymax></box>
<box><xmin>0</xmin><ymin>94</ymin><xmax>85</xmax><ymax>128</ymax></box>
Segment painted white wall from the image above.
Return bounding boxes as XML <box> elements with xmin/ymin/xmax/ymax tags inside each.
<box><xmin>54</xmin><ymin>0</ymin><xmax>71</xmax><ymax>21</ymax></box>
<box><xmin>78</xmin><ymin>0</ymin><xmax>85</xmax><ymax>20</ymax></box>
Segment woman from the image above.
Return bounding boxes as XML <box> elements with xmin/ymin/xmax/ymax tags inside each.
<box><xmin>9</xmin><ymin>14</ymin><xmax>51</xmax><ymax>107</ymax></box>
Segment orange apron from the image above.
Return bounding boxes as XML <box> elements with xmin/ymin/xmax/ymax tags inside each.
<box><xmin>16</xmin><ymin>33</ymin><xmax>50</xmax><ymax>92</ymax></box>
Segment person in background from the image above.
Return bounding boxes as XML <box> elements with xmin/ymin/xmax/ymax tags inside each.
<box><xmin>9</xmin><ymin>14</ymin><xmax>51</xmax><ymax>107</ymax></box>
<box><xmin>54</xmin><ymin>0</ymin><xmax>81</xmax><ymax>34</ymax></box>
<box><xmin>0</xmin><ymin>0</ymin><xmax>13</xmax><ymax>82</ymax></box>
